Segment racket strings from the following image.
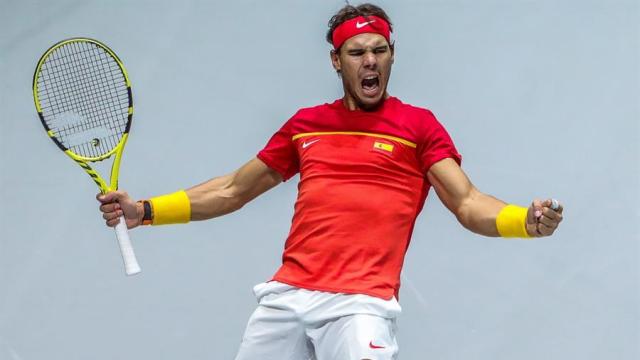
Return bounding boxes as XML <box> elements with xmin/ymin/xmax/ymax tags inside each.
<box><xmin>45</xmin><ymin>47</ymin><xmax>122</xmax><ymax>118</ymax></box>
<box><xmin>43</xmin><ymin>43</ymin><xmax>126</xmax><ymax>133</ymax></box>
<box><xmin>43</xmin><ymin>42</ymin><xmax>127</xmax><ymax>155</ymax></box>
<box><xmin>55</xmin><ymin>44</ymin><xmax>125</xmax><ymax>153</ymax></box>
<box><xmin>37</xmin><ymin>41</ymin><xmax>130</xmax><ymax>159</ymax></box>
<box><xmin>41</xmin><ymin>48</ymin><xmax>125</xmax><ymax>157</ymax></box>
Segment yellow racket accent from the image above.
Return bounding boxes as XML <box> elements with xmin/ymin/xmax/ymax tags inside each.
<box><xmin>33</xmin><ymin>38</ymin><xmax>133</xmax><ymax>191</ymax></box>
<box><xmin>33</xmin><ymin>37</ymin><xmax>141</xmax><ymax>275</ymax></box>
<box><xmin>33</xmin><ymin>38</ymin><xmax>132</xmax><ymax>113</ymax></box>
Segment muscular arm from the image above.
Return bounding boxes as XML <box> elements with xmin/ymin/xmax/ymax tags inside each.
<box><xmin>186</xmin><ymin>157</ymin><xmax>283</xmax><ymax>220</ymax></box>
<box><xmin>98</xmin><ymin>157</ymin><xmax>282</xmax><ymax>228</ymax></box>
<box><xmin>427</xmin><ymin>158</ymin><xmax>506</xmax><ymax>237</ymax></box>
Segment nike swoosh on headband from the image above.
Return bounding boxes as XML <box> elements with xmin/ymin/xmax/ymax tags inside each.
<box><xmin>356</xmin><ymin>20</ymin><xmax>376</xmax><ymax>29</ymax></box>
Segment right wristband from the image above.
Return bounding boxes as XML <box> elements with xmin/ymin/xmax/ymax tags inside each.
<box><xmin>496</xmin><ymin>204</ymin><xmax>531</xmax><ymax>238</ymax></box>
<box><xmin>148</xmin><ymin>190</ymin><xmax>191</xmax><ymax>225</ymax></box>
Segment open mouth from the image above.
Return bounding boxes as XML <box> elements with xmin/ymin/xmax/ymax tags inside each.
<box><xmin>361</xmin><ymin>75</ymin><xmax>380</xmax><ymax>96</ymax></box>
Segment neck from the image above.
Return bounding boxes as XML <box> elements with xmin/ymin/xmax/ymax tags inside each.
<box><xmin>342</xmin><ymin>92</ymin><xmax>390</xmax><ymax>111</ymax></box>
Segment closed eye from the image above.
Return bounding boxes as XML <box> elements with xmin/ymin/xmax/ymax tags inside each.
<box><xmin>347</xmin><ymin>49</ymin><xmax>365</xmax><ymax>56</ymax></box>
<box><xmin>347</xmin><ymin>46</ymin><xmax>389</xmax><ymax>57</ymax></box>
<box><xmin>373</xmin><ymin>46</ymin><xmax>388</xmax><ymax>54</ymax></box>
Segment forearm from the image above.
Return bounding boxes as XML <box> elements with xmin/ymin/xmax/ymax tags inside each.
<box><xmin>186</xmin><ymin>172</ymin><xmax>246</xmax><ymax>221</ymax></box>
<box><xmin>428</xmin><ymin>159</ymin><xmax>561</xmax><ymax>239</ymax></box>
<box><xmin>174</xmin><ymin>158</ymin><xmax>281</xmax><ymax>222</ymax></box>
<box><xmin>427</xmin><ymin>158</ymin><xmax>531</xmax><ymax>238</ymax></box>
<box><xmin>138</xmin><ymin>158</ymin><xmax>281</xmax><ymax>226</ymax></box>
<box><xmin>455</xmin><ymin>188</ymin><xmax>506</xmax><ymax>237</ymax></box>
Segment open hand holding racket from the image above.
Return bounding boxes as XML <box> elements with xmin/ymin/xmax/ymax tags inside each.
<box><xmin>33</xmin><ymin>38</ymin><xmax>141</xmax><ymax>275</ymax></box>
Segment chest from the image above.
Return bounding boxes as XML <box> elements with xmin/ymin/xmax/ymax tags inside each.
<box><xmin>293</xmin><ymin>131</ymin><xmax>423</xmax><ymax>179</ymax></box>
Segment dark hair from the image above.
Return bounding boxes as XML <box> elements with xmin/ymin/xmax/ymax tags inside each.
<box><xmin>326</xmin><ymin>3</ymin><xmax>393</xmax><ymax>48</ymax></box>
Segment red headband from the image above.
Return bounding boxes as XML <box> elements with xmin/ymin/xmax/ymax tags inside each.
<box><xmin>332</xmin><ymin>15</ymin><xmax>391</xmax><ymax>49</ymax></box>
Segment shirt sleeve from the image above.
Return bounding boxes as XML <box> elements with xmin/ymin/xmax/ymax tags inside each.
<box><xmin>257</xmin><ymin>116</ymin><xmax>299</xmax><ymax>181</ymax></box>
<box><xmin>419</xmin><ymin>110</ymin><xmax>462</xmax><ymax>175</ymax></box>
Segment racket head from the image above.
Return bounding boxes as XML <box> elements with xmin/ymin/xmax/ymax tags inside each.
<box><xmin>33</xmin><ymin>38</ymin><xmax>133</xmax><ymax>163</ymax></box>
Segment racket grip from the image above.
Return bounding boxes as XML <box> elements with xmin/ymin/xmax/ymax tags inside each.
<box><xmin>114</xmin><ymin>215</ymin><xmax>141</xmax><ymax>276</ymax></box>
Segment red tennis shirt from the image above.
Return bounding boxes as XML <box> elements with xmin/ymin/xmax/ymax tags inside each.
<box><xmin>257</xmin><ymin>97</ymin><xmax>461</xmax><ymax>300</ymax></box>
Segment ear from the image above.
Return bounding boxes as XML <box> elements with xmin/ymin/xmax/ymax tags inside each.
<box><xmin>389</xmin><ymin>42</ymin><xmax>395</xmax><ymax>65</ymax></box>
<box><xmin>330</xmin><ymin>50</ymin><xmax>341</xmax><ymax>72</ymax></box>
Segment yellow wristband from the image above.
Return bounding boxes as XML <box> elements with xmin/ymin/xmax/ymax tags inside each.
<box><xmin>496</xmin><ymin>205</ymin><xmax>531</xmax><ymax>238</ymax></box>
<box><xmin>149</xmin><ymin>190</ymin><xmax>191</xmax><ymax>225</ymax></box>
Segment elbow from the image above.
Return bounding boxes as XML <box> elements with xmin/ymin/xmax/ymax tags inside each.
<box><xmin>452</xmin><ymin>188</ymin><xmax>481</xmax><ymax>232</ymax></box>
<box><xmin>454</xmin><ymin>203</ymin><xmax>474</xmax><ymax>232</ymax></box>
<box><xmin>231</xmin><ymin>192</ymin><xmax>250</xmax><ymax>212</ymax></box>
<box><xmin>221</xmin><ymin>184</ymin><xmax>249</xmax><ymax>213</ymax></box>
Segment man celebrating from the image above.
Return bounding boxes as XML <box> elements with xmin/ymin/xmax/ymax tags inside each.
<box><xmin>98</xmin><ymin>3</ymin><xmax>563</xmax><ymax>359</ymax></box>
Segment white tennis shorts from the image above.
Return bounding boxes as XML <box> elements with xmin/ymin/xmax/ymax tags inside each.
<box><xmin>234</xmin><ymin>281</ymin><xmax>402</xmax><ymax>360</ymax></box>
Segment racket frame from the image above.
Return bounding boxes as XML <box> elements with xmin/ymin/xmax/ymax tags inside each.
<box><xmin>32</xmin><ymin>37</ymin><xmax>140</xmax><ymax>275</ymax></box>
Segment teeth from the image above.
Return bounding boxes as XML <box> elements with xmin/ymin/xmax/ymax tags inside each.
<box><xmin>362</xmin><ymin>75</ymin><xmax>379</xmax><ymax>91</ymax></box>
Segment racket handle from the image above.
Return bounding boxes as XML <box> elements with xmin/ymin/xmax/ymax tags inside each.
<box><xmin>114</xmin><ymin>215</ymin><xmax>141</xmax><ymax>276</ymax></box>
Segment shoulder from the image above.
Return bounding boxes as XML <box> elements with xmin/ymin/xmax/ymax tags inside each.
<box><xmin>291</xmin><ymin>99</ymin><xmax>341</xmax><ymax>120</ymax></box>
<box><xmin>388</xmin><ymin>97</ymin><xmax>438</xmax><ymax>123</ymax></box>
<box><xmin>385</xmin><ymin>97</ymin><xmax>447</xmax><ymax>142</ymax></box>
<box><xmin>281</xmin><ymin>99</ymin><xmax>343</xmax><ymax>134</ymax></box>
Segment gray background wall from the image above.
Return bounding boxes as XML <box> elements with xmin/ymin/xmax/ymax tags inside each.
<box><xmin>1</xmin><ymin>0</ymin><xmax>638</xmax><ymax>359</ymax></box>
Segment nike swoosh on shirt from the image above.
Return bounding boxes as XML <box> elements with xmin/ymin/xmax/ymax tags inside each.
<box><xmin>302</xmin><ymin>139</ymin><xmax>320</xmax><ymax>148</ymax></box>
<box><xmin>356</xmin><ymin>20</ymin><xmax>376</xmax><ymax>29</ymax></box>
<box><xmin>369</xmin><ymin>341</ymin><xmax>386</xmax><ymax>349</ymax></box>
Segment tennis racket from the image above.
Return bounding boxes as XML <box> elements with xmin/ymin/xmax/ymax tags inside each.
<box><xmin>32</xmin><ymin>38</ymin><xmax>141</xmax><ymax>276</ymax></box>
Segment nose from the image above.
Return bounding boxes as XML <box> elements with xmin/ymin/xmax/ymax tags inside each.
<box><xmin>363</xmin><ymin>50</ymin><xmax>377</xmax><ymax>69</ymax></box>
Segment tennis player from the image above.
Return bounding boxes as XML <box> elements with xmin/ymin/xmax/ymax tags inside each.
<box><xmin>97</xmin><ymin>3</ymin><xmax>564</xmax><ymax>359</ymax></box>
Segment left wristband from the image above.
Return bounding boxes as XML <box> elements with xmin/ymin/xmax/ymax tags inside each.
<box><xmin>496</xmin><ymin>204</ymin><xmax>531</xmax><ymax>238</ymax></box>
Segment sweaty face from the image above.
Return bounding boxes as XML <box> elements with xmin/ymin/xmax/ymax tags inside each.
<box><xmin>331</xmin><ymin>33</ymin><xmax>394</xmax><ymax>111</ymax></box>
